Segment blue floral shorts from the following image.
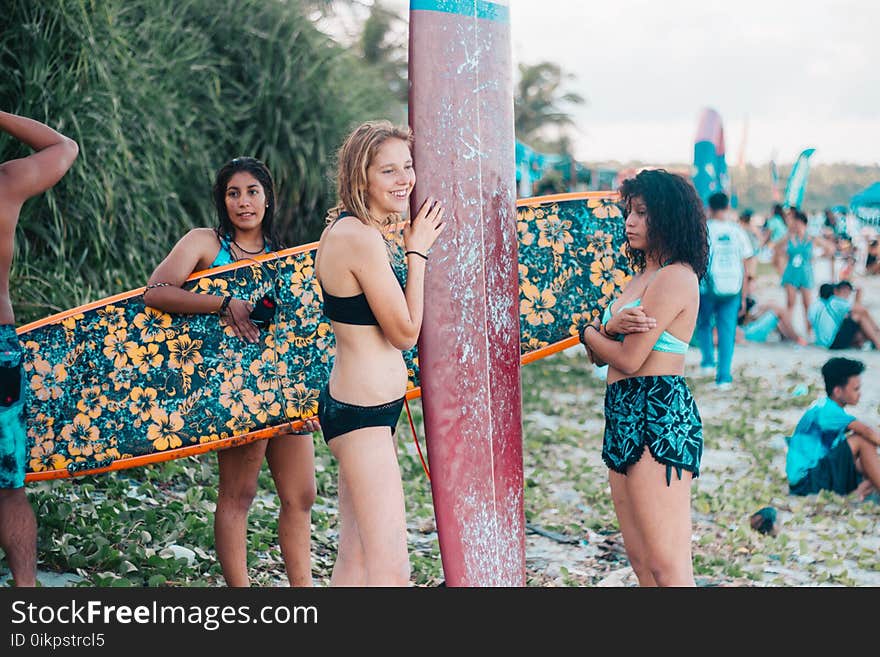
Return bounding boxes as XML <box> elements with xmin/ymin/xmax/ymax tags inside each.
<box><xmin>602</xmin><ymin>375</ymin><xmax>703</xmax><ymax>486</ymax></box>
<box><xmin>0</xmin><ymin>325</ymin><xmax>27</xmax><ymax>489</ymax></box>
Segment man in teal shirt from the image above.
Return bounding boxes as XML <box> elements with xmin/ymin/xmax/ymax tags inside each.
<box><xmin>786</xmin><ymin>357</ymin><xmax>880</xmax><ymax>498</ymax></box>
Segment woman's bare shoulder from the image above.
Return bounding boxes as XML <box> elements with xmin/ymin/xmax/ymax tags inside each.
<box><xmin>321</xmin><ymin>216</ymin><xmax>384</xmax><ymax>251</ymax></box>
<box><xmin>160</xmin><ymin>227</ymin><xmax>218</xmax><ymax>257</ymax></box>
<box><xmin>657</xmin><ymin>262</ymin><xmax>700</xmax><ymax>291</ymax></box>
<box><xmin>179</xmin><ymin>227</ymin><xmax>220</xmax><ymax>245</ymax></box>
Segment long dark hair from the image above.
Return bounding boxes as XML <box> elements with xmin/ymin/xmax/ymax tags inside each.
<box><xmin>618</xmin><ymin>169</ymin><xmax>709</xmax><ymax>278</ymax></box>
<box><xmin>212</xmin><ymin>156</ymin><xmax>282</xmax><ymax>249</ymax></box>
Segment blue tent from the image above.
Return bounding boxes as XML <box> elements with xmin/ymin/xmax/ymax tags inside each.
<box><xmin>851</xmin><ymin>182</ymin><xmax>880</xmax><ymax>227</ymax></box>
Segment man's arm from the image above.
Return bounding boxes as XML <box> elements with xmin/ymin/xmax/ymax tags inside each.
<box><xmin>0</xmin><ymin>111</ymin><xmax>79</xmax><ymax>207</ymax></box>
<box><xmin>848</xmin><ymin>419</ymin><xmax>880</xmax><ymax>448</ymax></box>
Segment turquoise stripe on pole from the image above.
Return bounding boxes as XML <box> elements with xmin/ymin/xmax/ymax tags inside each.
<box><xmin>410</xmin><ymin>0</ymin><xmax>509</xmax><ymax>22</ymax></box>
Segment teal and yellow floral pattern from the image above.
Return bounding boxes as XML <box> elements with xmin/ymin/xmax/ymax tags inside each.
<box><xmin>22</xmin><ymin>194</ymin><xmax>627</xmax><ymax>478</ymax></box>
<box><xmin>21</xmin><ymin>244</ymin><xmax>418</xmax><ymax>478</ymax></box>
<box><xmin>516</xmin><ymin>195</ymin><xmax>631</xmax><ymax>350</ymax></box>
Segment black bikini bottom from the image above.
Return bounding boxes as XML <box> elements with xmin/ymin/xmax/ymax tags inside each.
<box><xmin>317</xmin><ymin>385</ymin><xmax>405</xmax><ymax>443</ymax></box>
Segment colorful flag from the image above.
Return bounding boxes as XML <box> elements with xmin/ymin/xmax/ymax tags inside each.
<box><xmin>784</xmin><ymin>148</ymin><xmax>816</xmax><ymax>208</ymax></box>
<box><xmin>692</xmin><ymin>108</ymin><xmax>728</xmax><ymax>206</ymax></box>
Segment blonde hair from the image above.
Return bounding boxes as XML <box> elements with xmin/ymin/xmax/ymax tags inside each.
<box><xmin>327</xmin><ymin>120</ymin><xmax>414</xmax><ymax>228</ymax></box>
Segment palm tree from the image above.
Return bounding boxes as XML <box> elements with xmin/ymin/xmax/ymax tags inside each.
<box><xmin>514</xmin><ymin>62</ymin><xmax>586</xmax><ymax>147</ymax></box>
<box><xmin>360</xmin><ymin>1</ymin><xmax>408</xmax><ymax>107</ymax></box>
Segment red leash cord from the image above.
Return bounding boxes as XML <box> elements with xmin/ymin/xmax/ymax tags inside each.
<box><xmin>404</xmin><ymin>398</ymin><xmax>430</xmax><ymax>481</ymax></box>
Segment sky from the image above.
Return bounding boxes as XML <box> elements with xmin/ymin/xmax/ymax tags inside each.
<box><xmin>359</xmin><ymin>0</ymin><xmax>880</xmax><ymax>167</ymax></box>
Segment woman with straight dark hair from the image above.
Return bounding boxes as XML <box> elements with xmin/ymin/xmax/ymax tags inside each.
<box><xmin>143</xmin><ymin>156</ymin><xmax>317</xmax><ymax>587</ymax></box>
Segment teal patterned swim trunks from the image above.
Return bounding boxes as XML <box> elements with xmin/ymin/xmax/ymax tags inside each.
<box><xmin>602</xmin><ymin>375</ymin><xmax>703</xmax><ymax>486</ymax></box>
<box><xmin>0</xmin><ymin>324</ymin><xmax>27</xmax><ymax>489</ymax></box>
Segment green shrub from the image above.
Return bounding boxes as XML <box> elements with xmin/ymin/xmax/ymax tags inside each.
<box><xmin>1</xmin><ymin>0</ymin><xmax>395</xmax><ymax>323</ymax></box>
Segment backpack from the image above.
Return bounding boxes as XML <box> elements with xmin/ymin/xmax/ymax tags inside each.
<box><xmin>703</xmin><ymin>229</ymin><xmax>743</xmax><ymax>297</ymax></box>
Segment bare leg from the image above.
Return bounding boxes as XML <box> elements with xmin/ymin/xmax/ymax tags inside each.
<box><xmin>775</xmin><ymin>311</ymin><xmax>807</xmax><ymax>345</ymax></box>
<box><xmin>266</xmin><ymin>434</ymin><xmax>316</xmax><ymax>587</ymax></box>
<box><xmin>849</xmin><ymin>435</ymin><xmax>880</xmax><ymax>493</ymax></box>
<box><xmin>0</xmin><ymin>488</ymin><xmax>37</xmax><ymax>587</ymax></box>
<box><xmin>800</xmin><ymin>288</ymin><xmax>813</xmax><ymax>340</ymax></box>
<box><xmin>329</xmin><ymin>466</ymin><xmax>366</xmax><ymax>586</ymax></box>
<box><xmin>784</xmin><ymin>284</ymin><xmax>797</xmax><ymax>315</ymax></box>
<box><xmin>616</xmin><ymin>456</ymin><xmax>695</xmax><ymax>587</ymax></box>
<box><xmin>609</xmin><ymin>470</ymin><xmax>657</xmax><ymax>586</ymax></box>
<box><xmin>329</xmin><ymin>427</ymin><xmax>409</xmax><ymax>586</ymax></box>
<box><xmin>757</xmin><ymin>302</ymin><xmax>806</xmax><ymax>344</ymax></box>
<box><xmin>773</xmin><ymin>242</ymin><xmax>786</xmax><ymax>275</ymax></box>
<box><xmin>850</xmin><ymin>308</ymin><xmax>880</xmax><ymax>347</ymax></box>
<box><xmin>215</xmin><ymin>439</ymin><xmax>269</xmax><ymax>587</ymax></box>
<box><xmin>855</xmin><ymin>479</ymin><xmax>875</xmax><ymax>501</ymax></box>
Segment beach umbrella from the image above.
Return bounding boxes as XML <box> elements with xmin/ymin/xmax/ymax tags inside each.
<box><xmin>850</xmin><ymin>181</ymin><xmax>880</xmax><ymax>228</ymax></box>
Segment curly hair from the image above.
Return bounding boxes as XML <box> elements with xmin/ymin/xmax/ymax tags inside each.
<box><xmin>617</xmin><ymin>169</ymin><xmax>709</xmax><ymax>278</ymax></box>
<box><xmin>212</xmin><ymin>156</ymin><xmax>282</xmax><ymax>249</ymax></box>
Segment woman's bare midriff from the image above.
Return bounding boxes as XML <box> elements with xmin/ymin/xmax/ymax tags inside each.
<box><xmin>606</xmin><ymin>351</ymin><xmax>686</xmax><ymax>385</ymax></box>
<box><xmin>327</xmin><ymin>322</ymin><xmax>409</xmax><ymax>404</ymax></box>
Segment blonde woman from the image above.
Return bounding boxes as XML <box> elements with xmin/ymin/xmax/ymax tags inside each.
<box><xmin>315</xmin><ymin>121</ymin><xmax>444</xmax><ymax>586</ymax></box>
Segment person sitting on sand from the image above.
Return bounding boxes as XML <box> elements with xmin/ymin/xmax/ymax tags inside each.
<box><xmin>807</xmin><ymin>280</ymin><xmax>880</xmax><ymax>350</ymax></box>
<box><xmin>736</xmin><ymin>300</ymin><xmax>807</xmax><ymax>346</ymax></box>
<box><xmin>785</xmin><ymin>357</ymin><xmax>880</xmax><ymax>500</ymax></box>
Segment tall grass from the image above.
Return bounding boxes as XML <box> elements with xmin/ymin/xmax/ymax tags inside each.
<box><xmin>1</xmin><ymin>0</ymin><xmax>395</xmax><ymax>324</ymax></box>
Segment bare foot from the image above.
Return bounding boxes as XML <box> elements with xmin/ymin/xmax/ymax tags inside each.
<box><xmin>855</xmin><ymin>479</ymin><xmax>875</xmax><ymax>501</ymax></box>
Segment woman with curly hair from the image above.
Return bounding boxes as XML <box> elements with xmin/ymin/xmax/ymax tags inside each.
<box><xmin>579</xmin><ymin>168</ymin><xmax>708</xmax><ymax>586</ymax></box>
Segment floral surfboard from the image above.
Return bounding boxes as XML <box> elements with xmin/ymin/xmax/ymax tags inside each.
<box><xmin>20</xmin><ymin>191</ymin><xmax>628</xmax><ymax>482</ymax></box>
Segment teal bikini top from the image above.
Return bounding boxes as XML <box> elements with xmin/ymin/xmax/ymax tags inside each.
<box><xmin>211</xmin><ymin>234</ymin><xmax>271</xmax><ymax>268</ymax></box>
<box><xmin>601</xmin><ymin>296</ymin><xmax>690</xmax><ymax>355</ymax></box>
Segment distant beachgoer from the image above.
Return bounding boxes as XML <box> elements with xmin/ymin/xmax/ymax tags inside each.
<box><xmin>780</xmin><ymin>209</ymin><xmax>835</xmax><ymax>342</ymax></box>
<box><xmin>736</xmin><ymin>301</ymin><xmax>807</xmax><ymax>346</ymax></box>
<box><xmin>738</xmin><ymin>209</ymin><xmax>761</xmax><ymax>300</ymax></box>
<box><xmin>580</xmin><ymin>168</ymin><xmax>707</xmax><ymax>586</ymax></box>
<box><xmin>807</xmin><ymin>280</ymin><xmax>880</xmax><ymax>351</ymax></box>
<box><xmin>695</xmin><ymin>191</ymin><xmax>755</xmax><ymax>388</ymax></box>
<box><xmin>865</xmin><ymin>239</ymin><xmax>880</xmax><ymax>276</ymax></box>
<box><xmin>763</xmin><ymin>203</ymin><xmax>788</xmax><ymax>245</ymax></box>
<box><xmin>763</xmin><ymin>203</ymin><xmax>788</xmax><ymax>274</ymax></box>
<box><xmin>785</xmin><ymin>357</ymin><xmax>880</xmax><ymax>500</ymax></box>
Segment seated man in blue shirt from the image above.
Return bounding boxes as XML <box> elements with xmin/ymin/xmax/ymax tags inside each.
<box><xmin>807</xmin><ymin>281</ymin><xmax>880</xmax><ymax>350</ymax></box>
<box><xmin>786</xmin><ymin>357</ymin><xmax>880</xmax><ymax>499</ymax></box>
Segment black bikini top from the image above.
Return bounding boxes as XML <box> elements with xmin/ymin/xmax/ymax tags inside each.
<box><xmin>321</xmin><ymin>212</ymin><xmax>405</xmax><ymax>326</ymax></box>
<box><xmin>323</xmin><ymin>291</ymin><xmax>380</xmax><ymax>326</ymax></box>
